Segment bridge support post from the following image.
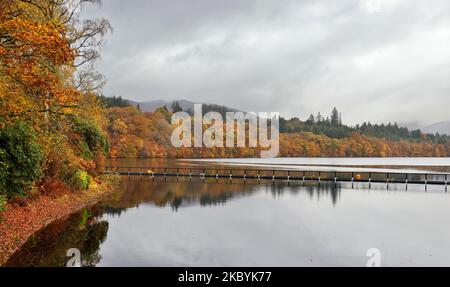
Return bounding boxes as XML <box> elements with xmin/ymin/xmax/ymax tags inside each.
<box><xmin>386</xmin><ymin>173</ymin><xmax>389</xmax><ymax>190</ymax></box>
<box><xmin>351</xmin><ymin>172</ymin><xmax>354</xmax><ymax>189</ymax></box>
<box><xmin>405</xmin><ymin>173</ymin><xmax>408</xmax><ymax>190</ymax></box>
<box><xmin>445</xmin><ymin>174</ymin><xmax>448</xmax><ymax>192</ymax></box>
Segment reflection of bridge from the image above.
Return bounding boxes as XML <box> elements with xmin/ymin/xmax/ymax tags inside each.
<box><xmin>104</xmin><ymin>166</ymin><xmax>449</xmax><ymax>191</ymax></box>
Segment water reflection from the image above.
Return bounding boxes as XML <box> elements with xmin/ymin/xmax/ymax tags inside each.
<box><xmin>103</xmin><ymin>178</ymin><xmax>342</xmax><ymax>213</ymax></box>
<box><xmin>5</xmin><ymin>180</ymin><xmax>341</xmax><ymax>267</ymax></box>
<box><xmin>5</xmin><ymin>177</ymin><xmax>450</xmax><ymax>267</ymax></box>
<box><xmin>5</xmin><ymin>205</ymin><xmax>108</xmax><ymax>267</ymax></box>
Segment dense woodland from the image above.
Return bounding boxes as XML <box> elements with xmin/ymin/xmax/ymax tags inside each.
<box><xmin>104</xmin><ymin>98</ymin><xmax>450</xmax><ymax>158</ymax></box>
<box><xmin>0</xmin><ymin>0</ymin><xmax>110</xmax><ymax>210</ymax></box>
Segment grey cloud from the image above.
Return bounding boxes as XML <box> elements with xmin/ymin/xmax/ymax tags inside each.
<box><xmin>84</xmin><ymin>0</ymin><xmax>450</xmax><ymax>124</ymax></box>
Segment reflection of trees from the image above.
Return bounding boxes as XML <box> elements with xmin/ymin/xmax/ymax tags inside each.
<box><xmin>301</xmin><ymin>184</ymin><xmax>341</xmax><ymax>206</ymax></box>
<box><xmin>5</xmin><ymin>205</ymin><xmax>109</xmax><ymax>267</ymax></box>
<box><xmin>102</xmin><ymin>179</ymin><xmax>342</xmax><ymax>214</ymax></box>
<box><xmin>263</xmin><ymin>182</ymin><xmax>341</xmax><ymax>206</ymax></box>
<box><xmin>199</xmin><ymin>192</ymin><xmax>233</xmax><ymax>207</ymax></box>
<box><xmin>102</xmin><ymin>180</ymin><xmax>250</xmax><ymax>212</ymax></box>
<box><xmin>102</xmin><ymin>206</ymin><xmax>126</xmax><ymax>217</ymax></box>
<box><xmin>169</xmin><ymin>190</ymin><xmax>235</xmax><ymax>211</ymax></box>
<box><xmin>5</xmin><ymin>180</ymin><xmax>343</xmax><ymax>266</ymax></box>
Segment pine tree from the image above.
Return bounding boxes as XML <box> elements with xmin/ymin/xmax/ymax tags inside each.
<box><xmin>316</xmin><ymin>112</ymin><xmax>323</xmax><ymax>123</ymax></box>
<box><xmin>171</xmin><ymin>101</ymin><xmax>183</xmax><ymax>113</ymax></box>
<box><xmin>331</xmin><ymin>107</ymin><xmax>340</xmax><ymax>126</ymax></box>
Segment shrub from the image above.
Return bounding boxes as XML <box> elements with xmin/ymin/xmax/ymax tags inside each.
<box><xmin>71</xmin><ymin>117</ymin><xmax>109</xmax><ymax>159</ymax></box>
<box><xmin>79</xmin><ymin>142</ymin><xmax>93</xmax><ymax>160</ymax></box>
<box><xmin>62</xmin><ymin>166</ymin><xmax>91</xmax><ymax>191</ymax></box>
<box><xmin>0</xmin><ymin>122</ymin><xmax>44</xmax><ymax>199</ymax></box>
<box><xmin>76</xmin><ymin>170</ymin><xmax>91</xmax><ymax>190</ymax></box>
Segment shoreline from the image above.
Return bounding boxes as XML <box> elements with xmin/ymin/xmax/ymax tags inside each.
<box><xmin>0</xmin><ymin>180</ymin><xmax>116</xmax><ymax>266</ymax></box>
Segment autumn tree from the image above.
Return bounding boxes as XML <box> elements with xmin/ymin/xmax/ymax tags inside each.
<box><xmin>0</xmin><ymin>0</ymin><xmax>111</xmax><ymax>122</ymax></box>
<box><xmin>0</xmin><ymin>0</ymin><xmax>111</xmax><ymax>198</ymax></box>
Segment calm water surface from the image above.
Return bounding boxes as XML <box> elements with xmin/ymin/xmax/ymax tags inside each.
<box><xmin>5</xmin><ymin>159</ymin><xmax>450</xmax><ymax>267</ymax></box>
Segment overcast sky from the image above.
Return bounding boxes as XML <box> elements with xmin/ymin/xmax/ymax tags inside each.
<box><xmin>84</xmin><ymin>0</ymin><xmax>450</xmax><ymax>125</ymax></box>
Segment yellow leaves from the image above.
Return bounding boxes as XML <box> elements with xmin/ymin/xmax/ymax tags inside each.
<box><xmin>0</xmin><ymin>92</ymin><xmax>34</xmax><ymax>121</ymax></box>
<box><xmin>111</xmin><ymin>119</ymin><xmax>128</xmax><ymax>135</ymax></box>
<box><xmin>0</xmin><ymin>12</ymin><xmax>80</xmax><ymax>121</ymax></box>
<box><xmin>75</xmin><ymin>93</ymin><xmax>108</xmax><ymax>129</ymax></box>
<box><xmin>0</xmin><ymin>17</ymin><xmax>74</xmax><ymax>65</ymax></box>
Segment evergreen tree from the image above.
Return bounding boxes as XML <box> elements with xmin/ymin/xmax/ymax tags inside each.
<box><xmin>171</xmin><ymin>101</ymin><xmax>183</xmax><ymax>113</ymax></box>
<box><xmin>307</xmin><ymin>114</ymin><xmax>315</xmax><ymax>123</ymax></box>
<box><xmin>100</xmin><ymin>95</ymin><xmax>130</xmax><ymax>108</ymax></box>
<box><xmin>331</xmin><ymin>107</ymin><xmax>340</xmax><ymax>126</ymax></box>
<box><xmin>316</xmin><ymin>112</ymin><xmax>323</xmax><ymax>123</ymax></box>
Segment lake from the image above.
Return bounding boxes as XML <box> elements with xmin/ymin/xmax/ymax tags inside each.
<box><xmin>5</xmin><ymin>158</ymin><xmax>450</xmax><ymax>267</ymax></box>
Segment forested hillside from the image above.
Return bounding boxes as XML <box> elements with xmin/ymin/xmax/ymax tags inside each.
<box><xmin>103</xmin><ymin>98</ymin><xmax>450</xmax><ymax>158</ymax></box>
<box><xmin>281</xmin><ymin>108</ymin><xmax>449</xmax><ymax>142</ymax></box>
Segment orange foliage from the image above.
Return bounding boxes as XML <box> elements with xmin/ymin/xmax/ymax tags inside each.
<box><xmin>280</xmin><ymin>132</ymin><xmax>450</xmax><ymax>157</ymax></box>
<box><xmin>107</xmin><ymin>107</ymin><xmax>450</xmax><ymax>158</ymax></box>
<box><xmin>0</xmin><ymin>9</ymin><xmax>78</xmax><ymax>121</ymax></box>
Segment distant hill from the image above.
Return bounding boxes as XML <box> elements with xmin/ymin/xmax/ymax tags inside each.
<box><xmin>398</xmin><ymin>121</ymin><xmax>422</xmax><ymax>131</ymax></box>
<box><xmin>128</xmin><ymin>99</ymin><xmax>241</xmax><ymax>115</ymax></box>
<box><xmin>128</xmin><ymin>99</ymin><xmax>169</xmax><ymax>112</ymax></box>
<box><xmin>399</xmin><ymin>121</ymin><xmax>450</xmax><ymax>135</ymax></box>
<box><xmin>422</xmin><ymin>121</ymin><xmax>450</xmax><ymax>135</ymax></box>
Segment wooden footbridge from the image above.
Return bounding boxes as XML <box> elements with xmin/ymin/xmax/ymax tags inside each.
<box><xmin>103</xmin><ymin>166</ymin><xmax>449</xmax><ymax>191</ymax></box>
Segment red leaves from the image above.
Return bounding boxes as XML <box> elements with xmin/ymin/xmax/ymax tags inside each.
<box><xmin>0</xmin><ymin>179</ymin><xmax>111</xmax><ymax>266</ymax></box>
